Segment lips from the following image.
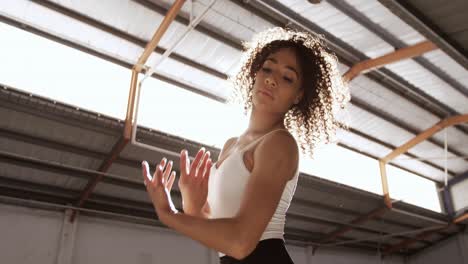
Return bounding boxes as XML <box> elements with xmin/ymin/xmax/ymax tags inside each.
<box><xmin>258</xmin><ymin>89</ymin><xmax>274</xmax><ymax>99</ymax></box>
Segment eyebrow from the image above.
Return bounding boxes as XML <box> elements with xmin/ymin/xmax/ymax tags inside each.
<box><xmin>265</xmin><ymin>58</ymin><xmax>299</xmax><ymax>77</ymax></box>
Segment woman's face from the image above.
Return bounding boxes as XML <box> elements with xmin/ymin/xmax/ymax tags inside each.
<box><xmin>252</xmin><ymin>47</ymin><xmax>304</xmax><ymax>114</ymax></box>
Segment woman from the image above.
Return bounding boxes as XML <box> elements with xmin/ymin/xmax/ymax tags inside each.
<box><xmin>142</xmin><ymin>27</ymin><xmax>349</xmax><ymax>263</ymax></box>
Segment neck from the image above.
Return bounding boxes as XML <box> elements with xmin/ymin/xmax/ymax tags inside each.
<box><xmin>244</xmin><ymin>106</ymin><xmax>285</xmax><ymax>137</ymax></box>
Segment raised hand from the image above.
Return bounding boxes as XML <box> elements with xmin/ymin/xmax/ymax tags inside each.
<box><xmin>178</xmin><ymin>148</ymin><xmax>212</xmax><ymax>217</ymax></box>
<box><xmin>142</xmin><ymin>158</ymin><xmax>178</xmax><ymax>223</ymax></box>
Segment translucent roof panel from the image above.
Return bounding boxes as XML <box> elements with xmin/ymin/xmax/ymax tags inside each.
<box><xmin>0</xmin><ymin>22</ymin><xmax>130</xmax><ymax>120</ymax></box>
<box><xmin>146</xmin><ymin>52</ymin><xmax>232</xmax><ymax>100</ymax></box>
<box><xmin>299</xmin><ymin>143</ymin><xmax>383</xmax><ymax>195</ymax></box>
<box><xmin>137</xmin><ymin>75</ymin><xmax>247</xmax><ymax>148</ymax></box>
<box><xmin>387</xmin><ymin>165</ymin><xmax>442</xmax><ymax>212</ymax></box>
<box><xmin>1</xmin><ymin>0</ymin><xmax>143</xmax><ymax>63</ymax></box>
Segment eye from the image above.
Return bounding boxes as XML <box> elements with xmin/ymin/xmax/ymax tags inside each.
<box><xmin>283</xmin><ymin>76</ymin><xmax>294</xmax><ymax>83</ymax></box>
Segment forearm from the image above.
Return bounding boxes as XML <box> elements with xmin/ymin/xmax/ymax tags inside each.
<box><xmin>183</xmin><ymin>201</ymin><xmax>210</xmax><ymax>219</ymax></box>
<box><xmin>160</xmin><ymin>212</ymin><xmax>245</xmax><ymax>258</ymax></box>
<box><xmin>182</xmin><ymin>207</ymin><xmax>209</xmax><ymax>218</ymax></box>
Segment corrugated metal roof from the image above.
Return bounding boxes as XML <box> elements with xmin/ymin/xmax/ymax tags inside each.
<box><xmin>385</xmin><ymin>60</ymin><xmax>468</xmax><ymax>114</ymax></box>
<box><xmin>423</xmin><ymin>50</ymin><xmax>468</xmax><ymax>90</ymax></box>
<box><xmin>345</xmin><ymin>0</ymin><xmax>426</xmax><ymax>45</ymax></box>
<box><xmin>347</xmin><ymin>0</ymin><xmax>468</xmax><ymax>93</ymax></box>
<box><xmin>281</xmin><ymin>0</ymin><xmax>395</xmax><ymax>58</ymax></box>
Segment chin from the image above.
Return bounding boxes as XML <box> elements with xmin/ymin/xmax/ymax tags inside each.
<box><xmin>252</xmin><ymin>100</ymin><xmax>280</xmax><ymax>114</ymax></box>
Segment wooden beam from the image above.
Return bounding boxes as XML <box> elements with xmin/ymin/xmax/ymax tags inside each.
<box><xmin>378</xmin><ymin>114</ymin><xmax>468</xmax><ymax>210</ymax></box>
<box><xmin>124</xmin><ymin>70</ymin><xmax>139</xmax><ymax>139</ymax></box>
<box><xmin>319</xmin><ymin>206</ymin><xmax>388</xmax><ymax>243</ymax></box>
<box><xmin>134</xmin><ymin>0</ymin><xmax>186</xmax><ymax>72</ymax></box>
<box><xmin>382</xmin><ymin>225</ymin><xmax>449</xmax><ymax>255</ymax></box>
<box><xmin>343</xmin><ymin>40</ymin><xmax>437</xmax><ymax>82</ymax></box>
<box><xmin>382</xmin><ymin>114</ymin><xmax>468</xmax><ymax>163</ymax></box>
<box><xmin>454</xmin><ymin>213</ymin><xmax>468</xmax><ymax>224</ymax></box>
<box><xmin>379</xmin><ymin>160</ymin><xmax>392</xmax><ymax>209</ymax></box>
<box><xmin>70</xmin><ymin>136</ymin><xmax>129</xmax><ymax>221</ymax></box>
<box><xmin>383</xmin><ymin>211</ymin><xmax>468</xmax><ymax>255</ymax></box>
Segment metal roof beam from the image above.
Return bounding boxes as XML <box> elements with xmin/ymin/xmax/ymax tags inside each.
<box><xmin>351</xmin><ymin>97</ymin><xmax>462</xmax><ymax>176</ymax></box>
<box><xmin>327</xmin><ymin>0</ymin><xmax>468</xmax><ymax>97</ymax></box>
<box><xmin>379</xmin><ymin>114</ymin><xmax>468</xmax><ymax>254</ymax></box>
<box><xmin>0</xmin><ymin>150</ymin><xmax>143</xmax><ymax>190</ymax></box>
<box><xmin>383</xmin><ymin>115</ymin><xmax>468</xmax><ymax>162</ymax></box>
<box><xmin>378</xmin><ymin>0</ymin><xmax>468</xmax><ymax>71</ymax></box>
<box><xmin>343</xmin><ymin>41</ymin><xmax>437</xmax><ymax>82</ymax></box>
<box><xmin>133</xmin><ymin>0</ymin><xmax>242</xmax><ymax>50</ymax></box>
<box><xmin>31</xmin><ymin>0</ymin><xmax>227</xmax><ymax>80</ymax></box>
<box><xmin>318</xmin><ymin>206</ymin><xmax>389</xmax><ymax>244</ymax></box>
<box><xmin>133</xmin><ymin>0</ymin><xmax>186</xmax><ymax>71</ymax></box>
<box><xmin>380</xmin><ymin>114</ymin><xmax>468</xmax><ymax>208</ymax></box>
<box><xmin>382</xmin><ymin>224</ymin><xmax>452</xmax><ymax>255</ymax></box>
<box><xmin>235</xmin><ymin>0</ymin><xmax>468</xmax><ymax>135</ymax></box>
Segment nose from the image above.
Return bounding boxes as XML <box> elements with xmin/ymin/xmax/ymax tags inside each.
<box><xmin>264</xmin><ymin>77</ymin><xmax>277</xmax><ymax>88</ymax></box>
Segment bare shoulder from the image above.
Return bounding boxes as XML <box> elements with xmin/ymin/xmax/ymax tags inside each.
<box><xmin>260</xmin><ymin>130</ymin><xmax>298</xmax><ymax>156</ymax></box>
<box><xmin>253</xmin><ymin>130</ymin><xmax>299</xmax><ymax>179</ymax></box>
<box><xmin>219</xmin><ymin>137</ymin><xmax>238</xmax><ymax>157</ymax></box>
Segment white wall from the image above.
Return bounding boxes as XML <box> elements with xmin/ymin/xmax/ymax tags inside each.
<box><xmin>287</xmin><ymin>246</ymin><xmax>403</xmax><ymax>264</ymax></box>
<box><xmin>0</xmin><ymin>204</ymin><xmax>63</xmax><ymax>263</ymax></box>
<box><xmin>73</xmin><ymin>216</ymin><xmax>210</xmax><ymax>264</ymax></box>
<box><xmin>0</xmin><ymin>203</ymin><xmax>405</xmax><ymax>264</ymax></box>
<box><xmin>408</xmin><ymin>229</ymin><xmax>468</xmax><ymax>264</ymax></box>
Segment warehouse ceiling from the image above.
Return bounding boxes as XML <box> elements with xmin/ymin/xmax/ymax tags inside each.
<box><xmin>0</xmin><ymin>0</ymin><xmax>467</xmax><ymax>257</ymax></box>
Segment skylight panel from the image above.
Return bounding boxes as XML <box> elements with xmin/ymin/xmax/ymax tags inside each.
<box><xmin>387</xmin><ymin>165</ymin><xmax>441</xmax><ymax>212</ymax></box>
<box><xmin>0</xmin><ymin>23</ymin><xmax>130</xmax><ymax>119</ymax></box>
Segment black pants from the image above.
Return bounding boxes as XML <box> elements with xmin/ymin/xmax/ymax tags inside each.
<box><xmin>219</xmin><ymin>239</ymin><xmax>294</xmax><ymax>264</ymax></box>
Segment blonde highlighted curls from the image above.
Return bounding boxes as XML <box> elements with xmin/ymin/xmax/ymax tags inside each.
<box><xmin>229</xmin><ymin>27</ymin><xmax>350</xmax><ymax>158</ymax></box>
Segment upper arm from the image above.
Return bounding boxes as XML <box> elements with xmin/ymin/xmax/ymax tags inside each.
<box><xmin>234</xmin><ymin>131</ymin><xmax>299</xmax><ymax>255</ymax></box>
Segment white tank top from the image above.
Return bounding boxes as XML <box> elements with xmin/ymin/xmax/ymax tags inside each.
<box><xmin>207</xmin><ymin>129</ymin><xmax>300</xmax><ymax>257</ymax></box>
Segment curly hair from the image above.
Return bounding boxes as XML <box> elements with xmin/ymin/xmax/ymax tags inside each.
<box><xmin>228</xmin><ymin>27</ymin><xmax>350</xmax><ymax>158</ymax></box>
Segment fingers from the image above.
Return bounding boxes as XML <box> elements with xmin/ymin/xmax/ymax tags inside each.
<box><xmin>142</xmin><ymin>158</ymin><xmax>176</xmax><ymax>190</ymax></box>
<box><xmin>167</xmin><ymin>171</ymin><xmax>176</xmax><ymax>191</ymax></box>
<box><xmin>199</xmin><ymin>151</ymin><xmax>211</xmax><ymax>177</ymax></box>
<box><xmin>142</xmin><ymin>161</ymin><xmax>151</xmax><ymax>187</ymax></box>
<box><xmin>147</xmin><ymin>147</ymin><xmax>211</xmax><ymax>191</ymax></box>
<box><xmin>153</xmin><ymin>163</ymin><xmax>164</xmax><ymax>186</ymax></box>
<box><xmin>180</xmin><ymin>149</ymin><xmax>189</xmax><ymax>177</ymax></box>
<box><xmin>190</xmin><ymin>148</ymin><xmax>206</xmax><ymax>177</ymax></box>
<box><xmin>163</xmin><ymin>160</ymin><xmax>173</xmax><ymax>184</ymax></box>
<box><xmin>155</xmin><ymin>158</ymin><xmax>167</xmax><ymax>179</ymax></box>
<box><xmin>202</xmin><ymin>158</ymin><xmax>213</xmax><ymax>187</ymax></box>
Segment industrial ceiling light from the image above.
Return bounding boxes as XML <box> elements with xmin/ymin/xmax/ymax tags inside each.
<box><xmin>307</xmin><ymin>0</ymin><xmax>322</xmax><ymax>4</ymax></box>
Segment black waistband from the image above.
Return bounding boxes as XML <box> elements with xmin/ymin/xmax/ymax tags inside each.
<box><xmin>220</xmin><ymin>239</ymin><xmax>293</xmax><ymax>264</ymax></box>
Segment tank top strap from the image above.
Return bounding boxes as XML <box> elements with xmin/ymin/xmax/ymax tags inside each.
<box><xmin>239</xmin><ymin>128</ymin><xmax>289</xmax><ymax>153</ymax></box>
